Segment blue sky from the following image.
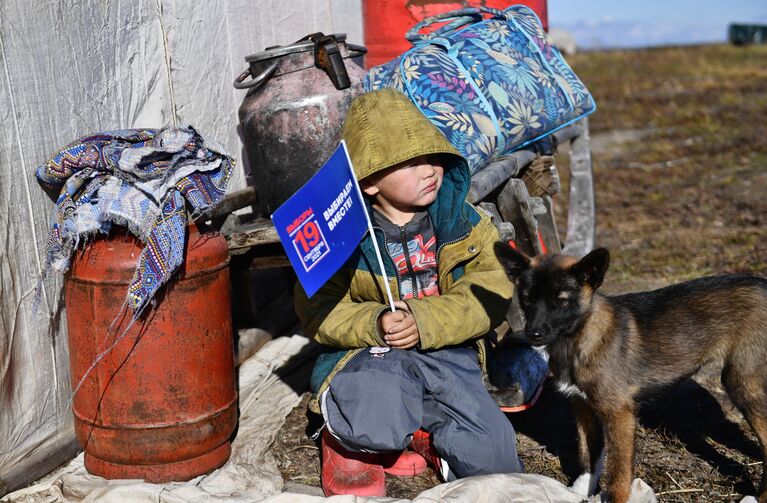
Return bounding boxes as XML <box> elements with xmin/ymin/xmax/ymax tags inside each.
<box><xmin>548</xmin><ymin>0</ymin><xmax>767</xmax><ymax>49</ymax></box>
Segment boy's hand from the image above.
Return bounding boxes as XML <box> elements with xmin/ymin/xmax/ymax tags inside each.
<box><xmin>379</xmin><ymin>301</ymin><xmax>420</xmax><ymax>349</ymax></box>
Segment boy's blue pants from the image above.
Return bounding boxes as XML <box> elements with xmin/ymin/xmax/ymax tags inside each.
<box><xmin>320</xmin><ymin>346</ymin><xmax>524</xmax><ymax>478</ymax></box>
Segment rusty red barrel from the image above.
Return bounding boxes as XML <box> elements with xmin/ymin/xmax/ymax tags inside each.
<box><xmin>64</xmin><ymin>226</ymin><xmax>237</xmax><ymax>482</ymax></box>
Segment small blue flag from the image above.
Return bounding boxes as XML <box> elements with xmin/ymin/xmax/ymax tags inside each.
<box><xmin>271</xmin><ymin>141</ymin><xmax>370</xmax><ymax>298</ymax></box>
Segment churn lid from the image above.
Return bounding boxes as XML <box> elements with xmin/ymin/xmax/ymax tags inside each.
<box><xmin>243</xmin><ymin>33</ymin><xmax>349</xmax><ymax>63</ymax></box>
<box><xmin>233</xmin><ymin>33</ymin><xmax>366</xmax><ymax>91</ymax></box>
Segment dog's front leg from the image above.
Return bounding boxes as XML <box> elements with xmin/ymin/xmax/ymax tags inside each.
<box><xmin>601</xmin><ymin>404</ymin><xmax>637</xmax><ymax>503</ymax></box>
<box><xmin>571</xmin><ymin>398</ymin><xmax>604</xmax><ymax>496</ymax></box>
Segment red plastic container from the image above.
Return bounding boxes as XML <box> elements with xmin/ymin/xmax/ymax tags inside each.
<box><xmin>363</xmin><ymin>0</ymin><xmax>549</xmax><ymax>68</ymax></box>
<box><xmin>65</xmin><ymin>227</ymin><xmax>237</xmax><ymax>482</ymax></box>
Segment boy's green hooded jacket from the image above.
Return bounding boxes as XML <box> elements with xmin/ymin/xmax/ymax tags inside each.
<box><xmin>294</xmin><ymin>89</ymin><xmax>514</xmax><ymax>406</ymax></box>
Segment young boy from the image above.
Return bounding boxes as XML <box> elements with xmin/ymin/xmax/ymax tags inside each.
<box><xmin>294</xmin><ymin>89</ymin><xmax>523</xmax><ymax>496</ymax></box>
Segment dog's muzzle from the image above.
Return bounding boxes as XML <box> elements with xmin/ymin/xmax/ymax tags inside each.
<box><xmin>525</xmin><ymin>329</ymin><xmax>557</xmax><ymax>345</ymax></box>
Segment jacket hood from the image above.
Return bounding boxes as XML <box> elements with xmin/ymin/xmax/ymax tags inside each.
<box><xmin>341</xmin><ymin>89</ymin><xmax>466</xmax><ymax>183</ymax></box>
<box><xmin>341</xmin><ymin>89</ymin><xmax>479</xmax><ymax>270</ymax></box>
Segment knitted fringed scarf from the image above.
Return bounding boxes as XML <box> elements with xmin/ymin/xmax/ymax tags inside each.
<box><xmin>37</xmin><ymin>126</ymin><xmax>233</xmax><ymax>317</ymax></box>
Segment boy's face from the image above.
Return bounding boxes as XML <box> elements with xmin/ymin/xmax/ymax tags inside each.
<box><xmin>362</xmin><ymin>154</ymin><xmax>444</xmax><ymax>217</ymax></box>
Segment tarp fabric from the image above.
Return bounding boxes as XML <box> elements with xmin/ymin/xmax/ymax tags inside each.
<box><xmin>2</xmin><ymin>335</ymin><xmax>660</xmax><ymax>503</ymax></box>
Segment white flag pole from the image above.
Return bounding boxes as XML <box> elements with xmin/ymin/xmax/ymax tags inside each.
<box><xmin>341</xmin><ymin>141</ymin><xmax>397</xmax><ymax>313</ymax></box>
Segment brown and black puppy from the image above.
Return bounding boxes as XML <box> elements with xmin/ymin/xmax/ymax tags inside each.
<box><xmin>494</xmin><ymin>242</ymin><xmax>767</xmax><ymax>503</ymax></box>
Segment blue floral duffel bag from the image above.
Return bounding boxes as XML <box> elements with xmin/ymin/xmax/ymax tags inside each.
<box><xmin>364</xmin><ymin>5</ymin><xmax>596</xmax><ymax>174</ymax></box>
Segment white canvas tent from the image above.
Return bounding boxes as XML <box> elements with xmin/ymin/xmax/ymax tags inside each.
<box><xmin>0</xmin><ymin>0</ymin><xmax>362</xmax><ymax>494</ymax></box>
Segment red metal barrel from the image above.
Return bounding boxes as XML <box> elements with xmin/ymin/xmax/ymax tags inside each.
<box><xmin>363</xmin><ymin>0</ymin><xmax>549</xmax><ymax>68</ymax></box>
<box><xmin>64</xmin><ymin>226</ymin><xmax>237</xmax><ymax>482</ymax></box>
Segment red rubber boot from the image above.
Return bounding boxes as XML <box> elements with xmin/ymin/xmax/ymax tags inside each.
<box><xmin>380</xmin><ymin>448</ymin><xmax>427</xmax><ymax>476</ymax></box>
<box><xmin>321</xmin><ymin>430</ymin><xmax>386</xmax><ymax>496</ymax></box>
<box><xmin>410</xmin><ymin>429</ymin><xmax>448</xmax><ymax>480</ymax></box>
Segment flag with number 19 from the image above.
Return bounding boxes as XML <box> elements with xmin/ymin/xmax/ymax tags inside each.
<box><xmin>271</xmin><ymin>141</ymin><xmax>370</xmax><ymax>298</ymax></box>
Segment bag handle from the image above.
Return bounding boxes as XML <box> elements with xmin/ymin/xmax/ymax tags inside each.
<box><xmin>405</xmin><ymin>7</ymin><xmax>505</xmax><ymax>43</ymax></box>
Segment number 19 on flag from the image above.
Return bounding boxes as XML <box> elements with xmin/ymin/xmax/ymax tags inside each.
<box><xmin>290</xmin><ymin>212</ymin><xmax>329</xmax><ymax>271</ymax></box>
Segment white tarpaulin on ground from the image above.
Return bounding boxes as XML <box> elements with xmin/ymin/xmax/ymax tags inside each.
<box><xmin>2</xmin><ymin>335</ymin><xmax>659</xmax><ymax>503</ymax></box>
<box><xmin>0</xmin><ymin>0</ymin><xmax>362</xmax><ymax>493</ymax></box>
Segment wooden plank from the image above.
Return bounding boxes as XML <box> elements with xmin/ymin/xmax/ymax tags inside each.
<box><xmin>553</xmin><ymin>122</ymin><xmax>580</xmax><ymax>144</ymax></box>
<box><xmin>496</xmin><ymin>179</ymin><xmax>541</xmax><ymax>257</ymax></box>
<box><xmin>248</xmin><ymin>256</ymin><xmax>292</xmax><ymax>269</ymax></box>
<box><xmin>207</xmin><ymin>186</ymin><xmax>258</xmax><ymax>221</ymax></box>
<box><xmin>478</xmin><ymin>202</ymin><xmax>515</xmax><ymax>242</ymax></box>
<box><xmin>561</xmin><ymin>118</ymin><xmax>596</xmax><ymax>257</ymax></box>
<box><xmin>468</xmin><ymin>151</ymin><xmax>536</xmax><ymax>204</ymax></box>
<box><xmin>468</xmin><ymin>122</ymin><xmax>581</xmax><ymax>204</ymax></box>
<box><xmin>225</xmin><ymin>218</ymin><xmax>280</xmax><ymax>254</ymax></box>
<box><xmin>535</xmin><ymin>195</ymin><xmax>562</xmax><ymax>253</ymax></box>
<box><xmin>0</xmin><ymin>437</ymin><xmax>81</xmax><ymax>497</ymax></box>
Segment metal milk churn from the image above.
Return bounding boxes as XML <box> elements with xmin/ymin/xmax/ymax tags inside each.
<box><xmin>234</xmin><ymin>33</ymin><xmax>367</xmax><ymax>216</ymax></box>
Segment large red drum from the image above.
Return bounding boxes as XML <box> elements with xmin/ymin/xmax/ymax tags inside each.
<box><xmin>65</xmin><ymin>226</ymin><xmax>237</xmax><ymax>482</ymax></box>
<box><xmin>363</xmin><ymin>0</ymin><xmax>549</xmax><ymax>68</ymax></box>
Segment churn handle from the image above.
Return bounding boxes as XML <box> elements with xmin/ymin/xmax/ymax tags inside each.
<box><xmin>306</xmin><ymin>32</ymin><xmax>368</xmax><ymax>91</ymax></box>
<box><xmin>233</xmin><ymin>61</ymin><xmax>279</xmax><ymax>90</ymax></box>
<box><xmin>346</xmin><ymin>43</ymin><xmax>368</xmax><ymax>58</ymax></box>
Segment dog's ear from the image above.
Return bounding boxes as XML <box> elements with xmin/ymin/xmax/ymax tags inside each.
<box><xmin>494</xmin><ymin>241</ymin><xmax>531</xmax><ymax>279</ymax></box>
<box><xmin>571</xmin><ymin>248</ymin><xmax>610</xmax><ymax>289</ymax></box>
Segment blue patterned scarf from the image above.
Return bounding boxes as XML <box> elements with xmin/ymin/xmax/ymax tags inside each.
<box><xmin>37</xmin><ymin>126</ymin><xmax>233</xmax><ymax>317</ymax></box>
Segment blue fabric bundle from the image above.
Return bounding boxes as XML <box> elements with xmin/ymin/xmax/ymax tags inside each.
<box><xmin>37</xmin><ymin>126</ymin><xmax>233</xmax><ymax>316</ymax></box>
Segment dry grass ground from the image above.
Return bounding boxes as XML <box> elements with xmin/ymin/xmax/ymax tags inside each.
<box><xmin>272</xmin><ymin>43</ymin><xmax>767</xmax><ymax>501</ymax></box>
